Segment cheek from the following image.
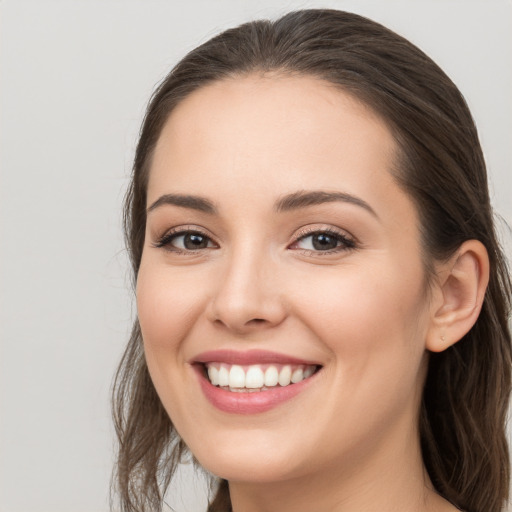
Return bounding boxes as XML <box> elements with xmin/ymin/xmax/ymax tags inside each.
<box><xmin>136</xmin><ymin>261</ymin><xmax>207</xmax><ymax>360</ymax></box>
<box><xmin>297</xmin><ymin>263</ymin><xmax>429</xmax><ymax>441</ymax></box>
<box><xmin>291</xmin><ymin>259</ymin><xmax>429</xmax><ymax>376</ymax></box>
<box><xmin>135</xmin><ymin>260</ymin><xmax>213</xmax><ymax>428</ymax></box>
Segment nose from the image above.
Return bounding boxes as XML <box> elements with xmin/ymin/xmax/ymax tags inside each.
<box><xmin>207</xmin><ymin>246</ymin><xmax>288</xmax><ymax>334</ymax></box>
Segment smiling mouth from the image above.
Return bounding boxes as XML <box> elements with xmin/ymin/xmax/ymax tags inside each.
<box><xmin>202</xmin><ymin>362</ymin><xmax>321</xmax><ymax>392</ymax></box>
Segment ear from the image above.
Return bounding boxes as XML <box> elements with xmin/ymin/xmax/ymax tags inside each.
<box><xmin>426</xmin><ymin>240</ymin><xmax>489</xmax><ymax>353</ymax></box>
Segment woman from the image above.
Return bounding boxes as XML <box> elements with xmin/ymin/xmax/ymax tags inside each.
<box><xmin>112</xmin><ymin>9</ymin><xmax>511</xmax><ymax>512</ymax></box>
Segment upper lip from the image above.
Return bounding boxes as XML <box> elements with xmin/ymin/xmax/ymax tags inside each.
<box><xmin>192</xmin><ymin>349</ymin><xmax>321</xmax><ymax>366</ymax></box>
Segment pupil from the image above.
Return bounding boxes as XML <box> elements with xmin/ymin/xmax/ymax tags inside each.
<box><xmin>312</xmin><ymin>233</ymin><xmax>337</xmax><ymax>250</ymax></box>
<box><xmin>184</xmin><ymin>233</ymin><xmax>208</xmax><ymax>249</ymax></box>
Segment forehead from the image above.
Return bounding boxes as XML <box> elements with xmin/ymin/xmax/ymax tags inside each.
<box><xmin>148</xmin><ymin>74</ymin><xmax>399</xmax><ymax>201</ymax></box>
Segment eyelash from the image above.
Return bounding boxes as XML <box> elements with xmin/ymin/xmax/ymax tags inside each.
<box><xmin>153</xmin><ymin>228</ymin><xmax>216</xmax><ymax>254</ymax></box>
<box><xmin>290</xmin><ymin>227</ymin><xmax>356</xmax><ymax>255</ymax></box>
<box><xmin>153</xmin><ymin>226</ymin><xmax>356</xmax><ymax>256</ymax></box>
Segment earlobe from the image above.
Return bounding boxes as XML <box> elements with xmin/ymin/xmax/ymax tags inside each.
<box><xmin>426</xmin><ymin>240</ymin><xmax>489</xmax><ymax>353</ymax></box>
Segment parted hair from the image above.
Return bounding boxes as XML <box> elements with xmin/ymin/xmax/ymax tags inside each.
<box><xmin>112</xmin><ymin>9</ymin><xmax>512</xmax><ymax>512</ymax></box>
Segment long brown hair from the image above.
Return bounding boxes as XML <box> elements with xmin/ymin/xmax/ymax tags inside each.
<box><xmin>112</xmin><ymin>9</ymin><xmax>511</xmax><ymax>512</ymax></box>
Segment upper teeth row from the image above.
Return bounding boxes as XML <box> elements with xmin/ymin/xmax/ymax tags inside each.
<box><xmin>206</xmin><ymin>363</ymin><xmax>316</xmax><ymax>389</ymax></box>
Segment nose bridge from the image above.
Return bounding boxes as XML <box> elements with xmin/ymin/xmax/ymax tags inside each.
<box><xmin>209</xmin><ymin>237</ymin><xmax>286</xmax><ymax>332</ymax></box>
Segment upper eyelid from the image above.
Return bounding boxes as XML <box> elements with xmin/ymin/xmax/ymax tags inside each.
<box><xmin>155</xmin><ymin>224</ymin><xmax>352</xmax><ymax>240</ymax></box>
<box><xmin>158</xmin><ymin>225</ymin><xmax>216</xmax><ymax>240</ymax></box>
<box><xmin>293</xmin><ymin>225</ymin><xmax>356</xmax><ymax>243</ymax></box>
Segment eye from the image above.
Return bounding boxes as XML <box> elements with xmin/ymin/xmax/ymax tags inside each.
<box><xmin>290</xmin><ymin>228</ymin><xmax>356</xmax><ymax>253</ymax></box>
<box><xmin>153</xmin><ymin>229</ymin><xmax>217</xmax><ymax>253</ymax></box>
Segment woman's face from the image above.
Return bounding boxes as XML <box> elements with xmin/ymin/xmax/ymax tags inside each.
<box><xmin>137</xmin><ymin>75</ymin><xmax>436</xmax><ymax>483</ymax></box>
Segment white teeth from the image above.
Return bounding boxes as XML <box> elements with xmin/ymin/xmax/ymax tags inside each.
<box><xmin>205</xmin><ymin>363</ymin><xmax>318</xmax><ymax>390</ymax></box>
<box><xmin>207</xmin><ymin>365</ymin><xmax>219</xmax><ymax>386</ymax></box>
<box><xmin>278</xmin><ymin>365</ymin><xmax>292</xmax><ymax>386</ymax></box>
<box><xmin>264</xmin><ymin>366</ymin><xmax>279</xmax><ymax>387</ymax></box>
<box><xmin>245</xmin><ymin>366</ymin><xmax>265</xmax><ymax>388</ymax></box>
<box><xmin>303</xmin><ymin>366</ymin><xmax>314</xmax><ymax>379</ymax></box>
<box><xmin>229</xmin><ymin>365</ymin><xmax>246</xmax><ymax>388</ymax></box>
<box><xmin>218</xmin><ymin>365</ymin><xmax>229</xmax><ymax>387</ymax></box>
<box><xmin>291</xmin><ymin>368</ymin><xmax>304</xmax><ymax>383</ymax></box>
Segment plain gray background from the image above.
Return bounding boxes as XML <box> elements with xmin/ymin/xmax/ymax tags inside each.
<box><xmin>1</xmin><ymin>1</ymin><xmax>511</xmax><ymax>511</ymax></box>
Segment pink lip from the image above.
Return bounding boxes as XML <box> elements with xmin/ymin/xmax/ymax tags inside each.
<box><xmin>191</xmin><ymin>350</ymin><xmax>321</xmax><ymax>414</ymax></box>
<box><xmin>195</xmin><ymin>368</ymin><xmax>315</xmax><ymax>414</ymax></box>
<box><xmin>192</xmin><ymin>349</ymin><xmax>319</xmax><ymax>366</ymax></box>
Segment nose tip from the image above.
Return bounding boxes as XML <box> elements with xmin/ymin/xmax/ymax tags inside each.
<box><xmin>207</xmin><ymin>261</ymin><xmax>287</xmax><ymax>334</ymax></box>
<box><xmin>210</xmin><ymin>294</ymin><xmax>286</xmax><ymax>334</ymax></box>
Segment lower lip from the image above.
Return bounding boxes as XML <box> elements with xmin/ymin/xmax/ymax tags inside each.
<box><xmin>196</xmin><ymin>367</ymin><xmax>316</xmax><ymax>414</ymax></box>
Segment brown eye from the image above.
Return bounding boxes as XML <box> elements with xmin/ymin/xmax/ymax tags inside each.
<box><xmin>310</xmin><ymin>233</ymin><xmax>339</xmax><ymax>250</ymax></box>
<box><xmin>181</xmin><ymin>233</ymin><xmax>210</xmax><ymax>249</ymax></box>
<box><xmin>292</xmin><ymin>229</ymin><xmax>356</xmax><ymax>253</ymax></box>
<box><xmin>155</xmin><ymin>230</ymin><xmax>216</xmax><ymax>252</ymax></box>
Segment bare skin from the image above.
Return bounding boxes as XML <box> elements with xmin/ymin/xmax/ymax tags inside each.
<box><xmin>137</xmin><ymin>74</ymin><xmax>486</xmax><ymax>512</ymax></box>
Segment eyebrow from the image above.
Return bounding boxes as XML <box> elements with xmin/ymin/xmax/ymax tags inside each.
<box><xmin>274</xmin><ymin>190</ymin><xmax>378</xmax><ymax>217</ymax></box>
<box><xmin>147</xmin><ymin>190</ymin><xmax>377</xmax><ymax>218</ymax></box>
<box><xmin>147</xmin><ymin>194</ymin><xmax>217</xmax><ymax>214</ymax></box>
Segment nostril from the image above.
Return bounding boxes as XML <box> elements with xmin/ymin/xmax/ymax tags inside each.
<box><xmin>246</xmin><ymin>318</ymin><xmax>268</xmax><ymax>327</ymax></box>
<box><xmin>212</xmin><ymin>317</ymin><xmax>267</xmax><ymax>333</ymax></box>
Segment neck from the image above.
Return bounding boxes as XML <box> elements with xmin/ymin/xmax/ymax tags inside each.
<box><xmin>228</xmin><ymin>416</ymin><xmax>456</xmax><ymax>512</ymax></box>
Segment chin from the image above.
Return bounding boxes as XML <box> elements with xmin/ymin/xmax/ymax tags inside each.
<box><xmin>198</xmin><ymin>453</ymin><xmax>303</xmax><ymax>484</ymax></box>
<box><xmin>180</xmin><ymin>426</ymin><xmax>321</xmax><ymax>484</ymax></box>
